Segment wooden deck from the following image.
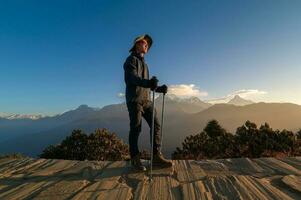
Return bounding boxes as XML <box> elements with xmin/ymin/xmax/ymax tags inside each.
<box><xmin>0</xmin><ymin>157</ymin><xmax>300</xmax><ymax>199</ymax></box>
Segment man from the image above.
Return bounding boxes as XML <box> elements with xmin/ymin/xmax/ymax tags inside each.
<box><xmin>123</xmin><ymin>34</ymin><xmax>172</xmax><ymax>171</ymax></box>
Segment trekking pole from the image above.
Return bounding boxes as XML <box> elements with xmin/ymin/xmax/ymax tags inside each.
<box><xmin>149</xmin><ymin>89</ymin><xmax>156</xmax><ymax>182</ymax></box>
<box><xmin>159</xmin><ymin>93</ymin><xmax>166</xmax><ymax>152</ymax></box>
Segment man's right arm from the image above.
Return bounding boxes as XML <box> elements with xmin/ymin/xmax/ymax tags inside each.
<box><xmin>124</xmin><ymin>56</ymin><xmax>151</xmax><ymax>88</ymax></box>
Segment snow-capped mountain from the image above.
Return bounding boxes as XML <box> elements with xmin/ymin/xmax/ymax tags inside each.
<box><xmin>159</xmin><ymin>94</ymin><xmax>212</xmax><ymax>113</ymax></box>
<box><xmin>0</xmin><ymin>113</ymin><xmax>46</xmax><ymax>120</ymax></box>
<box><xmin>205</xmin><ymin>95</ymin><xmax>254</xmax><ymax>106</ymax></box>
<box><xmin>227</xmin><ymin>95</ymin><xmax>254</xmax><ymax>106</ymax></box>
<box><xmin>164</xmin><ymin>94</ymin><xmax>210</xmax><ymax>105</ymax></box>
<box><xmin>0</xmin><ymin>104</ymin><xmax>102</xmax><ymax>120</ymax></box>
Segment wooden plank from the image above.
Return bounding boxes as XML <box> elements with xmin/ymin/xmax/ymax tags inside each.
<box><xmin>174</xmin><ymin>160</ymin><xmax>206</xmax><ymax>182</ymax></box>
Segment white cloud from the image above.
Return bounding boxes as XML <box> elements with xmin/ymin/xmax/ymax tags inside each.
<box><xmin>168</xmin><ymin>84</ymin><xmax>208</xmax><ymax>98</ymax></box>
<box><xmin>231</xmin><ymin>89</ymin><xmax>267</xmax><ymax>98</ymax></box>
<box><xmin>207</xmin><ymin>89</ymin><xmax>267</xmax><ymax>104</ymax></box>
<box><xmin>117</xmin><ymin>93</ymin><xmax>125</xmax><ymax>98</ymax></box>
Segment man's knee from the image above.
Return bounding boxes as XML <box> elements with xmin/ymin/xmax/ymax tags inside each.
<box><xmin>153</xmin><ymin>115</ymin><xmax>161</xmax><ymax>130</ymax></box>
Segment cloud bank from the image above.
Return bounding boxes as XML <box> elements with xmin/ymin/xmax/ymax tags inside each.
<box><xmin>168</xmin><ymin>84</ymin><xmax>208</xmax><ymax>98</ymax></box>
<box><xmin>118</xmin><ymin>84</ymin><xmax>266</xmax><ymax>104</ymax></box>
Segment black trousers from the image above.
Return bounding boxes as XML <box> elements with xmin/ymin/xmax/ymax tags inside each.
<box><xmin>126</xmin><ymin>100</ymin><xmax>161</xmax><ymax>158</ymax></box>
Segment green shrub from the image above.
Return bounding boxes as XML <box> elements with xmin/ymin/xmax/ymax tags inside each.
<box><xmin>173</xmin><ymin>120</ymin><xmax>301</xmax><ymax>159</ymax></box>
<box><xmin>39</xmin><ymin>128</ymin><xmax>129</xmax><ymax>161</ymax></box>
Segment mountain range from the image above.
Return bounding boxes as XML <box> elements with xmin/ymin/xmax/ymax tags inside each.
<box><xmin>0</xmin><ymin>95</ymin><xmax>301</xmax><ymax>158</ymax></box>
<box><xmin>0</xmin><ymin>113</ymin><xmax>46</xmax><ymax>120</ymax></box>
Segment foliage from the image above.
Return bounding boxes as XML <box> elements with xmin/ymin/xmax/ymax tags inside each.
<box><xmin>39</xmin><ymin>128</ymin><xmax>129</xmax><ymax>161</ymax></box>
<box><xmin>173</xmin><ymin>120</ymin><xmax>301</xmax><ymax>159</ymax></box>
<box><xmin>0</xmin><ymin>153</ymin><xmax>27</xmax><ymax>159</ymax></box>
<box><xmin>297</xmin><ymin>129</ymin><xmax>301</xmax><ymax>139</ymax></box>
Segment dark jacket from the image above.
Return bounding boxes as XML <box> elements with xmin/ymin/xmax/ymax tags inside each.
<box><xmin>123</xmin><ymin>52</ymin><xmax>152</xmax><ymax>103</ymax></box>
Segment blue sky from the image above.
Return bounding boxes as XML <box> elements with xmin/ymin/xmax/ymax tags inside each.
<box><xmin>1</xmin><ymin>0</ymin><xmax>301</xmax><ymax>115</ymax></box>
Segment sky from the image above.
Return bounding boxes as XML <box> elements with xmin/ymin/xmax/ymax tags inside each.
<box><xmin>1</xmin><ymin>0</ymin><xmax>301</xmax><ymax>115</ymax></box>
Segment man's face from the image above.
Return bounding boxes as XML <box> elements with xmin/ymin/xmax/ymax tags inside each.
<box><xmin>135</xmin><ymin>39</ymin><xmax>149</xmax><ymax>54</ymax></box>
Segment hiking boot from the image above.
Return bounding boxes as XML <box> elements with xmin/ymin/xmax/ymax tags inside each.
<box><xmin>130</xmin><ymin>154</ymin><xmax>146</xmax><ymax>171</ymax></box>
<box><xmin>152</xmin><ymin>152</ymin><xmax>173</xmax><ymax>167</ymax></box>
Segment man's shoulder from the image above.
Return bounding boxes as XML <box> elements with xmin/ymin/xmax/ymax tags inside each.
<box><xmin>124</xmin><ymin>54</ymin><xmax>136</xmax><ymax>64</ymax></box>
<box><xmin>126</xmin><ymin>54</ymin><xmax>139</xmax><ymax>61</ymax></box>
<box><xmin>124</xmin><ymin>54</ymin><xmax>141</xmax><ymax>68</ymax></box>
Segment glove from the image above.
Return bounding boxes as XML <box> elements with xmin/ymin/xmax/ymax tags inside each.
<box><xmin>156</xmin><ymin>84</ymin><xmax>168</xmax><ymax>94</ymax></box>
<box><xmin>149</xmin><ymin>76</ymin><xmax>159</xmax><ymax>90</ymax></box>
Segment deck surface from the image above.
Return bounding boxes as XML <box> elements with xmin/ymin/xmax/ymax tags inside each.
<box><xmin>0</xmin><ymin>157</ymin><xmax>301</xmax><ymax>199</ymax></box>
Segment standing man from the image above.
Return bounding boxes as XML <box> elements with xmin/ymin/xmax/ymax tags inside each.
<box><xmin>123</xmin><ymin>34</ymin><xmax>172</xmax><ymax>171</ymax></box>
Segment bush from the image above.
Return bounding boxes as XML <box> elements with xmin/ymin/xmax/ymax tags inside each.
<box><xmin>173</xmin><ymin>120</ymin><xmax>237</xmax><ymax>159</ymax></box>
<box><xmin>39</xmin><ymin>128</ymin><xmax>129</xmax><ymax>161</ymax></box>
<box><xmin>297</xmin><ymin>129</ymin><xmax>301</xmax><ymax>139</ymax></box>
<box><xmin>173</xmin><ymin>120</ymin><xmax>301</xmax><ymax>160</ymax></box>
<box><xmin>0</xmin><ymin>153</ymin><xmax>27</xmax><ymax>159</ymax></box>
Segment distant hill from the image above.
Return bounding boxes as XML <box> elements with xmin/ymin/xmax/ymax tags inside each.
<box><xmin>0</xmin><ymin>97</ymin><xmax>301</xmax><ymax>158</ymax></box>
<box><xmin>193</xmin><ymin>102</ymin><xmax>301</xmax><ymax>132</ymax></box>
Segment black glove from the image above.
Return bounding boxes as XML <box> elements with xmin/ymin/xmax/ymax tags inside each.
<box><xmin>156</xmin><ymin>84</ymin><xmax>168</xmax><ymax>94</ymax></box>
<box><xmin>149</xmin><ymin>76</ymin><xmax>159</xmax><ymax>90</ymax></box>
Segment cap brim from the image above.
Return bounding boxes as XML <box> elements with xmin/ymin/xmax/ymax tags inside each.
<box><xmin>129</xmin><ymin>34</ymin><xmax>153</xmax><ymax>52</ymax></box>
